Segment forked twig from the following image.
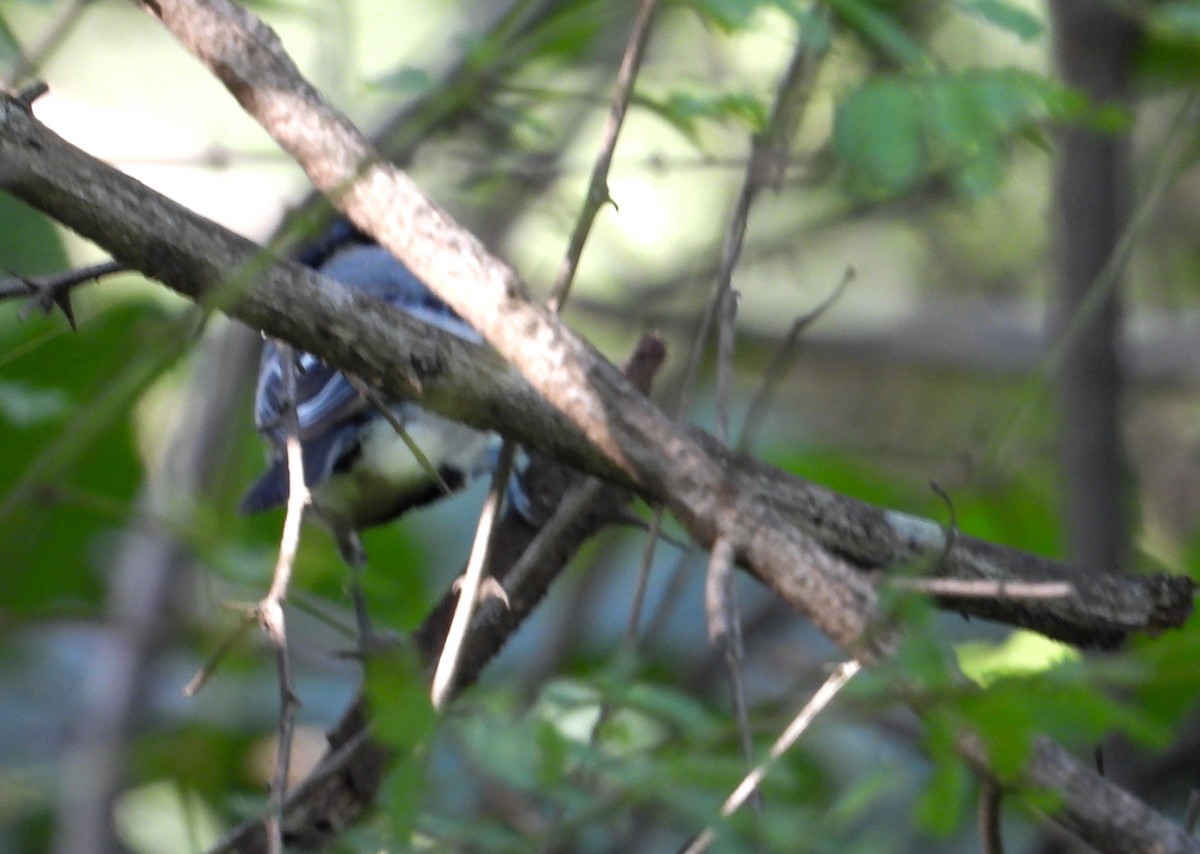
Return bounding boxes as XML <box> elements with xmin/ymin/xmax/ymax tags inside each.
<box><xmin>0</xmin><ymin>259</ymin><xmax>125</xmax><ymax>330</ymax></box>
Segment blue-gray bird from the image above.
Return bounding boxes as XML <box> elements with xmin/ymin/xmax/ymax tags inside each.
<box><xmin>241</xmin><ymin>233</ymin><xmax>497</xmax><ymax>570</ymax></box>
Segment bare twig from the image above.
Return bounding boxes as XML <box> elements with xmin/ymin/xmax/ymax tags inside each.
<box><xmin>737</xmin><ymin>267</ymin><xmax>854</xmax><ymax>453</ymax></box>
<box><xmin>0</xmin><ymin>259</ymin><xmax>125</xmax><ymax>330</ymax></box>
<box><xmin>5</xmin><ymin>5</ymin><xmax>1197</xmax><ymax>849</ymax></box>
<box><xmin>182</xmin><ymin>611</ymin><xmax>257</xmax><ymax>697</ymax></box>
<box><xmin>700</xmin><ymin>20</ymin><xmax>833</xmax><ymax>811</ymax></box>
<box><xmin>622</xmin><ymin>510</ymin><xmax>666</xmax><ymax>649</ymax></box>
<box><xmin>3</xmin><ymin>0</ymin><xmax>97</xmax><ymax>87</ymax></box>
<box><xmin>546</xmin><ymin>0</ymin><xmax>660</xmax><ymax>311</ymax></box>
<box><xmin>680</xmin><ymin>660</ymin><xmax>862</xmax><ymax>854</ymax></box>
<box><xmin>431</xmin><ymin>441</ymin><xmax>515</xmax><ymax>709</ymax></box>
<box><xmin>704</xmin><ymin>534</ymin><xmax>758</xmax><ymax>805</ymax></box>
<box><xmin>257</xmin><ymin>341</ymin><xmax>307</xmax><ymax>854</ymax></box>
<box><xmin>343</xmin><ymin>373</ymin><xmax>450</xmax><ymax>495</ymax></box>
<box><xmin>544</xmin><ymin>0</ymin><xmax>664</xmax><ymax>661</ymax></box>
<box><xmin>889</xmin><ymin>578</ymin><xmax>1074</xmax><ymax>599</ymax></box>
<box><xmin>979</xmin><ymin>780</ymin><xmax>1006</xmax><ymax>854</ymax></box>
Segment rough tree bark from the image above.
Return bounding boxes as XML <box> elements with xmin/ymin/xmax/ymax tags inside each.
<box><xmin>0</xmin><ymin>0</ymin><xmax>1194</xmax><ymax>851</ymax></box>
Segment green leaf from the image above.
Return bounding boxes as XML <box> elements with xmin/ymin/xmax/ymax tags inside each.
<box><xmin>956</xmin><ymin>631</ymin><xmax>1079</xmax><ymax>687</ymax></box>
<box><xmin>640</xmin><ymin>90</ymin><xmax>767</xmax><ymax>141</ymax></box>
<box><xmin>825</xmin><ymin>0</ymin><xmax>931</xmax><ymax>70</ymax></box>
<box><xmin>958</xmin><ymin>688</ymin><xmax>1036</xmax><ymax>778</ymax></box>
<box><xmin>834</xmin><ymin>69</ymin><xmax>1055</xmax><ymax>199</ymax></box>
<box><xmin>365</xmin><ymin>647</ymin><xmax>437</xmax><ymax>754</ymax></box>
<box><xmin>1137</xmin><ymin>33</ymin><xmax>1200</xmax><ymax>86</ymax></box>
<box><xmin>1129</xmin><ymin>625</ymin><xmax>1200</xmax><ymax>731</ymax></box>
<box><xmin>834</xmin><ymin>77</ymin><xmax>926</xmax><ymax>197</ymax></box>
<box><xmin>0</xmin><ymin>299</ymin><xmax>180</xmax><ymax>613</ymax></box>
<box><xmin>1151</xmin><ymin>0</ymin><xmax>1200</xmax><ymax>41</ymax></box>
<box><xmin>0</xmin><ymin>195</ymin><xmax>69</xmax><ymax>277</ymax></box>
<box><xmin>678</xmin><ymin>0</ymin><xmax>778</xmax><ymax>32</ymax></box>
<box><xmin>368</xmin><ymin>66</ymin><xmax>437</xmax><ymax>95</ymax></box>
<box><xmin>620</xmin><ymin>681</ymin><xmax>721</xmax><ymax>739</ymax></box>
<box><xmin>508</xmin><ymin>0</ymin><xmax>610</xmax><ymax>63</ymax></box>
<box><xmin>916</xmin><ymin>710</ymin><xmax>971</xmax><ymax>833</ymax></box>
<box><xmin>956</xmin><ymin>0</ymin><xmax>1045</xmax><ymax>41</ymax></box>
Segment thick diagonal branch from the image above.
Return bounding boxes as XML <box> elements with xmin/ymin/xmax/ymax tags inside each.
<box><xmin>0</xmin><ymin>7</ymin><xmax>1195</xmax><ymax>846</ymax></box>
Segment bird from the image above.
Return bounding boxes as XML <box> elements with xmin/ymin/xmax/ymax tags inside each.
<box><xmin>240</xmin><ymin>227</ymin><xmax>500</xmax><ymax>634</ymax></box>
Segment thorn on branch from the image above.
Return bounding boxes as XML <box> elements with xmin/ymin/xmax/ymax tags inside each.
<box><xmin>2</xmin><ymin>260</ymin><xmax>125</xmax><ymax>330</ymax></box>
<box><xmin>929</xmin><ymin>480</ymin><xmax>960</xmax><ymax>570</ymax></box>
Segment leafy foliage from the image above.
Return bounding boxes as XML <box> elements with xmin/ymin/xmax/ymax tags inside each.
<box><xmin>835</xmin><ymin>70</ymin><xmax>1076</xmax><ymax>198</ymax></box>
<box><xmin>2</xmin><ymin>0</ymin><xmax>1199</xmax><ymax>852</ymax></box>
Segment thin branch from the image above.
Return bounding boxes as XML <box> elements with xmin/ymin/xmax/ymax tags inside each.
<box><xmin>431</xmin><ymin>441</ymin><xmax>515</xmax><ymax>709</ymax></box>
<box><xmin>737</xmin><ymin>266</ymin><xmax>854</xmax><ymax>453</ymax></box>
<box><xmin>3</xmin><ymin>0</ymin><xmax>97</xmax><ymax>87</ymax></box>
<box><xmin>0</xmin><ymin>259</ymin><xmax>125</xmax><ymax>330</ymax></box>
<box><xmin>889</xmin><ymin>578</ymin><xmax>1074</xmax><ymax>599</ymax></box>
<box><xmin>264</xmin><ymin>342</ymin><xmax>309</xmax><ymax>604</ymax></box>
<box><xmin>701</xmin><ymin>17</ymin><xmax>832</xmax><ymax>804</ymax></box>
<box><xmin>979</xmin><ymin>780</ymin><xmax>1006</xmax><ymax>854</ymax></box>
<box><xmin>182</xmin><ymin>612</ymin><xmax>256</xmax><ymax>697</ymax></box>
<box><xmin>704</xmin><ymin>534</ymin><xmax>758</xmax><ymax>806</ymax></box>
<box><xmin>3</xmin><ymin>6</ymin><xmax>1197</xmax><ymax>849</ymax></box>
<box><xmin>680</xmin><ymin>660</ymin><xmax>862</xmax><ymax>854</ymax></box>
<box><xmin>622</xmin><ymin>510</ymin><xmax>665</xmax><ymax>649</ymax></box>
<box><xmin>546</xmin><ymin>0</ymin><xmax>660</xmax><ymax>311</ymax></box>
<box><xmin>343</xmin><ymin>373</ymin><xmax>451</xmax><ymax>496</ymax></box>
<box><xmin>258</xmin><ymin>341</ymin><xmax>306</xmax><ymax>854</ymax></box>
<box><xmin>258</xmin><ymin>597</ymin><xmax>296</xmax><ymax>854</ymax></box>
<box><xmin>546</xmin><ymin>0</ymin><xmax>664</xmax><ymax>663</ymax></box>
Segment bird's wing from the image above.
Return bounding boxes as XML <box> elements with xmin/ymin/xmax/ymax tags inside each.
<box><xmin>245</xmin><ymin>242</ymin><xmax>489</xmax><ymax>515</ymax></box>
<box><xmin>253</xmin><ymin>244</ymin><xmax>480</xmax><ymax>442</ymax></box>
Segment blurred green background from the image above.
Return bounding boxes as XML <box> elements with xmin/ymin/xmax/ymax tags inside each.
<box><xmin>2</xmin><ymin>0</ymin><xmax>1200</xmax><ymax>851</ymax></box>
